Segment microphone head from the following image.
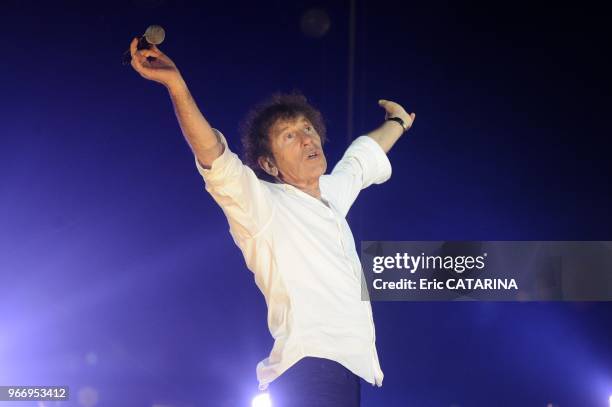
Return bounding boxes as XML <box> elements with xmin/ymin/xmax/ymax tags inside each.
<box><xmin>144</xmin><ymin>25</ymin><xmax>165</xmax><ymax>45</ymax></box>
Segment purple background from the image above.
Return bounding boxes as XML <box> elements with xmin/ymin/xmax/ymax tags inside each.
<box><xmin>1</xmin><ymin>0</ymin><xmax>611</xmax><ymax>406</ymax></box>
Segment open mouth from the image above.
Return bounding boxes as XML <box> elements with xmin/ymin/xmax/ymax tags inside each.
<box><xmin>306</xmin><ymin>151</ymin><xmax>320</xmax><ymax>160</ymax></box>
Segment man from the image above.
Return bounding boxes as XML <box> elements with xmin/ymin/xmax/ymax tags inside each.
<box><xmin>129</xmin><ymin>37</ymin><xmax>415</xmax><ymax>406</ymax></box>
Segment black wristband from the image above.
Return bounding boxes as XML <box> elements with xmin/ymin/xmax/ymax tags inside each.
<box><xmin>386</xmin><ymin>117</ymin><xmax>408</xmax><ymax>132</ymax></box>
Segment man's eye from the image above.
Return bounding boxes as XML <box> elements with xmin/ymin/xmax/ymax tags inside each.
<box><xmin>286</xmin><ymin>133</ymin><xmax>294</xmax><ymax>139</ymax></box>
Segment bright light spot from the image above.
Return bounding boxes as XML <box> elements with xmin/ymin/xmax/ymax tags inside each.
<box><xmin>252</xmin><ymin>392</ymin><xmax>272</xmax><ymax>407</ymax></box>
<box><xmin>609</xmin><ymin>394</ymin><xmax>611</xmax><ymax>407</ymax></box>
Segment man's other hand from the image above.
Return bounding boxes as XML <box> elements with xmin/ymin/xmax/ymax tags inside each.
<box><xmin>378</xmin><ymin>99</ymin><xmax>416</xmax><ymax>130</ymax></box>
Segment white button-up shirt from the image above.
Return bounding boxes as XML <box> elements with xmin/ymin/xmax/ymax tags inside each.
<box><xmin>195</xmin><ymin>130</ymin><xmax>391</xmax><ymax>390</ymax></box>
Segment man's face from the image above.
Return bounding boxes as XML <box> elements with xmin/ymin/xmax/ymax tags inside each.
<box><xmin>265</xmin><ymin>115</ymin><xmax>327</xmax><ymax>185</ymax></box>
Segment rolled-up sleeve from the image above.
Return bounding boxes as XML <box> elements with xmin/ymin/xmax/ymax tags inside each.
<box><xmin>195</xmin><ymin>129</ymin><xmax>274</xmax><ymax>240</ymax></box>
<box><xmin>322</xmin><ymin>135</ymin><xmax>392</xmax><ymax>217</ymax></box>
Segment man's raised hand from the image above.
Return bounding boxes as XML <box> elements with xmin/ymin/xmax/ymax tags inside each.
<box><xmin>129</xmin><ymin>37</ymin><xmax>182</xmax><ymax>88</ymax></box>
<box><xmin>378</xmin><ymin>99</ymin><xmax>416</xmax><ymax>131</ymax></box>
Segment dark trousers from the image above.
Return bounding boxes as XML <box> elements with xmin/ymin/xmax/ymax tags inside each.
<box><xmin>268</xmin><ymin>357</ymin><xmax>361</xmax><ymax>407</ymax></box>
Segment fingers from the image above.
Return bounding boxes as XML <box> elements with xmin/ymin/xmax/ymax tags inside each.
<box><xmin>130</xmin><ymin>52</ymin><xmax>152</xmax><ymax>77</ymax></box>
<box><xmin>378</xmin><ymin>99</ymin><xmax>402</xmax><ymax>115</ymax></box>
<box><xmin>130</xmin><ymin>52</ymin><xmax>159</xmax><ymax>76</ymax></box>
<box><xmin>378</xmin><ymin>99</ymin><xmax>416</xmax><ymax>127</ymax></box>
<box><xmin>130</xmin><ymin>56</ymin><xmax>145</xmax><ymax>75</ymax></box>
<box><xmin>140</xmin><ymin>49</ymin><xmax>160</xmax><ymax>58</ymax></box>
<box><xmin>129</xmin><ymin>37</ymin><xmax>146</xmax><ymax>69</ymax></box>
<box><xmin>378</xmin><ymin>99</ymin><xmax>402</xmax><ymax>112</ymax></box>
<box><xmin>378</xmin><ymin>99</ymin><xmax>397</xmax><ymax>105</ymax></box>
<box><xmin>130</xmin><ymin>37</ymin><xmax>139</xmax><ymax>58</ymax></box>
<box><xmin>378</xmin><ymin>99</ymin><xmax>411</xmax><ymax>114</ymax></box>
<box><xmin>134</xmin><ymin>48</ymin><xmax>160</xmax><ymax>63</ymax></box>
<box><xmin>130</xmin><ymin>36</ymin><xmax>162</xmax><ymax>62</ymax></box>
<box><xmin>406</xmin><ymin>112</ymin><xmax>416</xmax><ymax>128</ymax></box>
<box><xmin>149</xmin><ymin>44</ymin><xmax>163</xmax><ymax>55</ymax></box>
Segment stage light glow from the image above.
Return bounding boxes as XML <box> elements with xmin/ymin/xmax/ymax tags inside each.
<box><xmin>608</xmin><ymin>394</ymin><xmax>611</xmax><ymax>407</ymax></box>
<box><xmin>252</xmin><ymin>392</ymin><xmax>272</xmax><ymax>407</ymax></box>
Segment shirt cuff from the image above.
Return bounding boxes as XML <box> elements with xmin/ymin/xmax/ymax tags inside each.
<box><xmin>348</xmin><ymin>135</ymin><xmax>392</xmax><ymax>185</ymax></box>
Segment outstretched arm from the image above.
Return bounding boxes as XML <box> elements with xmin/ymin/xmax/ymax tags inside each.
<box><xmin>129</xmin><ymin>37</ymin><xmax>223</xmax><ymax>168</ymax></box>
<box><xmin>366</xmin><ymin>99</ymin><xmax>416</xmax><ymax>154</ymax></box>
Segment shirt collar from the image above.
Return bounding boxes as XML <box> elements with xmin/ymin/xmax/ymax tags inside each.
<box><xmin>277</xmin><ymin>182</ymin><xmax>331</xmax><ymax>209</ymax></box>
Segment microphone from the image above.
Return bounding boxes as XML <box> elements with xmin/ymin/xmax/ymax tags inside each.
<box><xmin>122</xmin><ymin>25</ymin><xmax>166</xmax><ymax>65</ymax></box>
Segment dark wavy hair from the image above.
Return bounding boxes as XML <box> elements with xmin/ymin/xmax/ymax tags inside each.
<box><xmin>240</xmin><ymin>92</ymin><xmax>327</xmax><ymax>181</ymax></box>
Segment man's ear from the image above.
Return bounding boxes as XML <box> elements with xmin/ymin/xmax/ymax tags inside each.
<box><xmin>257</xmin><ymin>155</ymin><xmax>278</xmax><ymax>177</ymax></box>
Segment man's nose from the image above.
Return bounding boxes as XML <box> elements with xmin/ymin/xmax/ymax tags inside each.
<box><xmin>298</xmin><ymin>130</ymin><xmax>314</xmax><ymax>145</ymax></box>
